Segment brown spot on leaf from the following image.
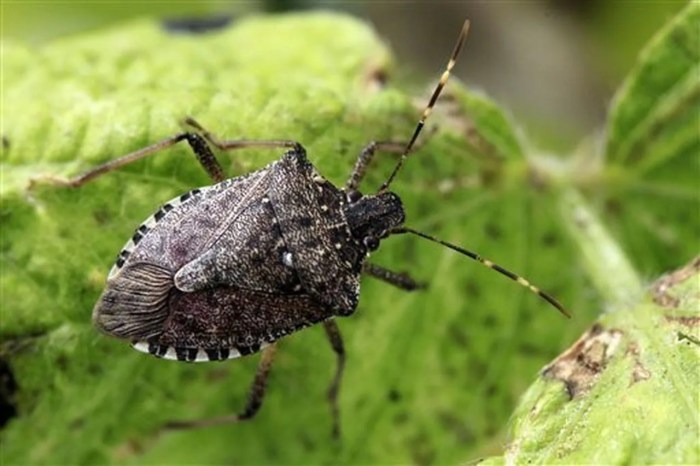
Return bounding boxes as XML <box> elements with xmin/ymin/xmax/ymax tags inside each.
<box><xmin>631</xmin><ymin>364</ymin><xmax>652</xmax><ymax>384</ymax></box>
<box><xmin>664</xmin><ymin>316</ymin><xmax>700</xmax><ymax>327</ymax></box>
<box><xmin>542</xmin><ymin>324</ymin><xmax>623</xmax><ymax>399</ymax></box>
<box><xmin>652</xmin><ymin>256</ymin><xmax>700</xmax><ymax>308</ymax></box>
<box><xmin>626</xmin><ymin>343</ymin><xmax>651</xmax><ymax>386</ymax></box>
<box><xmin>604</xmin><ymin>199</ymin><xmax>623</xmax><ymax>216</ymax></box>
<box><xmin>363</xmin><ymin>63</ymin><xmax>388</xmax><ymax>94</ymax></box>
<box><xmin>112</xmin><ymin>437</ymin><xmax>147</xmax><ymax>460</ymax></box>
<box><xmin>437</xmin><ymin>411</ymin><xmax>475</xmax><ymax>444</ymax></box>
<box><xmin>425</xmin><ymin>90</ymin><xmax>503</xmax><ymax>170</ymax></box>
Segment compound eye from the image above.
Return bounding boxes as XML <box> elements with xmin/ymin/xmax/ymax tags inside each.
<box><xmin>363</xmin><ymin>236</ymin><xmax>380</xmax><ymax>251</ymax></box>
<box><xmin>347</xmin><ymin>189</ymin><xmax>362</xmax><ymax>203</ymax></box>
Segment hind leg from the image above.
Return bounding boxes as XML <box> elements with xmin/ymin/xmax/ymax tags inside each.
<box><xmin>164</xmin><ymin>343</ymin><xmax>278</xmax><ymax>430</ymax></box>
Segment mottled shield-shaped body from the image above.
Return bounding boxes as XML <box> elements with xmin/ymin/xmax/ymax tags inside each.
<box><xmin>93</xmin><ymin>147</ymin><xmax>369</xmax><ymax>361</ymax></box>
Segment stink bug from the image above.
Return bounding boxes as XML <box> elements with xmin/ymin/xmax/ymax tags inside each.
<box><xmin>34</xmin><ymin>20</ymin><xmax>569</xmax><ymax>436</ymax></box>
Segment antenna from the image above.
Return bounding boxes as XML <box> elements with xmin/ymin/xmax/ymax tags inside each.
<box><xmin>378</xmin><ymin>19</ymin><xmax>471</xmax><ymax>193</ymax></box>
<box><xmin>393</xmin><ymin>227</ymin><xmax>571</xmax><ymax>318</ymax></box>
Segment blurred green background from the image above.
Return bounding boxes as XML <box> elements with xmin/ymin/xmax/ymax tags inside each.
<box><xmin>2</xmin><ymin>0</ymin><xmax>687</xmax><ymax>151</ymax></box>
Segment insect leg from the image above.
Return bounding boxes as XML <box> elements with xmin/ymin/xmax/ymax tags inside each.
<box><xmin>363</xmin><ymin>263</ymin><xmax>425</xmax><ymax>291</ymax></box>
<box><xmin>164</xmin><ymin>343</ymin><xmax>278</xmax><ymax>430</ymax></box>
<box><xmin>345</xmin><ymin>141</ymin><xmax>406</xmax><ymax>192</ymax></box>
<box><xmin>183</xmin><ymin>117</ymin><xmax>302</xmax><ymax>153</ymax></box>
<box><xmin>31</xmin><ymin>118</ymin><xmax>304</xmax><ymax>189</ymax></box>
<box><xmin>30</xmin><ymin>132</ymin><xmax>227</xmax><ymax>187</ymax></box>
<box><xmin>323</xmin><ymin>319</ymin><xmax>345</xmax><ymax>439</ymax></box>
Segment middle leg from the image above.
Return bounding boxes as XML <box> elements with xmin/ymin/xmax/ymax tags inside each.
<box><xmin>323</xmin><ymin>319</ymin><xmax>345</xmax><ymax>439</ymax></box>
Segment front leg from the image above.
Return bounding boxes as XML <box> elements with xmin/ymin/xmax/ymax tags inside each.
<box><xmin>345</xmin><ymin>141</ymin><xmax>406</xmax><ymax>192</ymax></box>
<box><xmin>363</xmin><ymin>263</ymin><xmax>425</xmax><ymax>291</ymax></box>
<box><xmin>346</xmin><ymin>127</ymin><xmax>438</xmax><ymax>193</ymax></box>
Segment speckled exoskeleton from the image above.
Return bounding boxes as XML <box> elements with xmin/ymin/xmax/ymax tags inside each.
<box><xmin>35</xmin><ymin>20</ymin><xmax>568</xmax><ymax>436</ymax></box>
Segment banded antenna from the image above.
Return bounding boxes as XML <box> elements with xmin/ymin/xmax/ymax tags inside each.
<box><xmin>393</xmin><ymin>227</ymin><xmax>571</xmax><ymax>318</ymax></box>
<box><xmin>379</xmin><ymin>20</ymin><xmax>569</xmax><ymax>318</ymax></box>
<box><xmin>378</xmin><ymin>19</ymin><xmax>470</xmax><ymax>193</ymax></box>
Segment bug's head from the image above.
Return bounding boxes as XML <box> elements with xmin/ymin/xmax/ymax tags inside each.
<box><xmin>344</xmin><ymin>191</ymin><xmax>404</xmax><ymax>252</ymax></box>
<box><xmin>341</xmin><ymin>21</ymin><xmax>472</xmax><ymax>253</ymax></box>
<box><xmin>340</xmin><ymin>20</ymin><xmax>571</xmax><ymax>320</ymax></box>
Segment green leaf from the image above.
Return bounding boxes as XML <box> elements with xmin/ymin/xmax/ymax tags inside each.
<box><xmin>600</xmin><ymin>1</ymin><xmax>699</xmax><ymax>274</ymax></box>
<box><xmin>477</xmin><ymin>6</ymin><xmax>700</xmax><ymax>461</ymax></box>
<box><xmin>606</xmin><ymin>2</ymin><xmax>699</xmax><ymax>167</ymax></box>
<box><xmin>448</xmin><ymin>86</ymin><xmax>525</xmax><ymax>160</ymax></box>
<box><xmin>482</xmin><ymin>257</ymin><xmax>700</xmax><ymax>465</ymax></box>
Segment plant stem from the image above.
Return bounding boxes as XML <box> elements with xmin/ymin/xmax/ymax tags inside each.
<box><xmin>559</xmin><ymin>188</ymin><xmax>642</xmax><ymax>311</ymax></box>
